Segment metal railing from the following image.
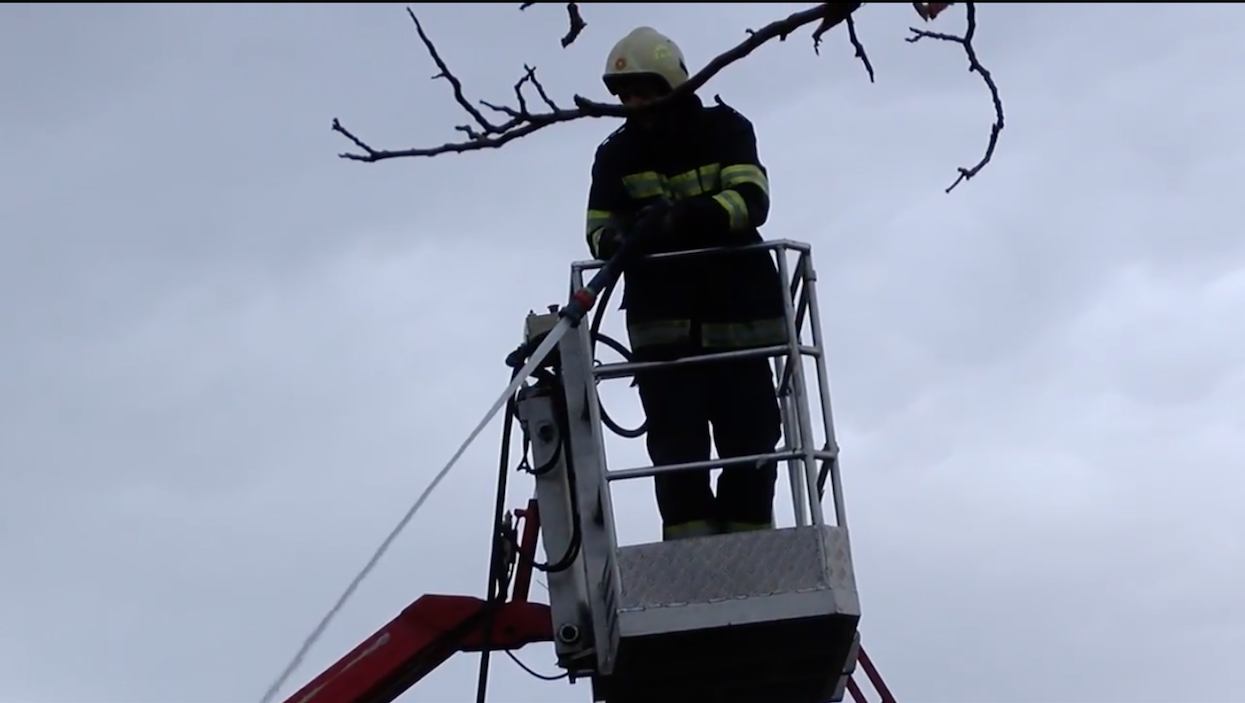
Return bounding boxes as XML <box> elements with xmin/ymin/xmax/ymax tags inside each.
<box><xmin>569</xmin><ymin>239</ymin><xmax>846</xmax><ymax>533</ymax></box>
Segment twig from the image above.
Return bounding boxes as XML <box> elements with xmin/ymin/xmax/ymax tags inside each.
<box><xmin>906</xmin><ymin>2</ymin><xmax>1003</xmax><ymax>192</ymax></box>
<box><xmin>825</xmin><ymin>13</ymin><xmax>874</xmax><ymax>83</ymax></box>
<box><xmin>561</xmin><ymin>3</ymin><xmax>586</xmax><ymax>47</ymax></box>
<box><xmin>480</xmin><ymin>65</ymin><xmax>559</xmax><ymax>118</ymax></box>
<box><xmin>333</xmin><ymin>3</ymin><xmax>863</xmax><ymax>162</ymax></box>
<box><xmin>519</xmin><ymin>2</ymin><xmax>586</xmax><ymax>48</ymax></box>
<box><xmin>811</xmin><ymin>8</ymin><xmax>833</xmax><ymax>54</ymax></box>
<box><xmin>526</xmin><ymin>67</ymin><xmax>560</xmax><ymax>111</ymax></box>
<box><xmin>406</xmin><ymin>8</ymin><xmax>491</xmax><ymax>140</ymax></box>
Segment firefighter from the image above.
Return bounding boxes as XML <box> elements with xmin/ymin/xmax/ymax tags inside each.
<box><xmin>584</xmin><ymin>27</ymin><xmax>788</xmax><ymax>541</ymax></box>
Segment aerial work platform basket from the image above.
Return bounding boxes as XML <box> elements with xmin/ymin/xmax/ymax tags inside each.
<box><xmin>516</xmin><ymin>239</ymin><xmax>863</xmax><ymax>703</ymax></box>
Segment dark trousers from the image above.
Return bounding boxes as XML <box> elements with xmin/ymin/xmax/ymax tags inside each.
<box><xmin>634</xmin><ymin>353</ymin><xmax>782</xmax><ymax>537</ymax></box>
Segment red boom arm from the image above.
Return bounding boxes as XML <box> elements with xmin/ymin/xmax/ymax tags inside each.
<box><xmin>281</xmin><ymin>501</ymin><xmax>553</xmax><ymax>703</ymax></box>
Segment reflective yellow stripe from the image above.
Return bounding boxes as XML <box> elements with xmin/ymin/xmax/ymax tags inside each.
<box><xmin>701</xmin><ymin>318</ymin><xmax>788</xmax><ymax>349</ymax></box>
<box><xmin>721</xmin><ymin>520</ymin><xmax>773</xmax><ymax>534</ymax></box>
<box><xmin>668</xmin><ymin>164</ymin><xmax>721</xmax><ymax>199</ymax></box>
<box><xmin>712</xmin><ymin>190</ymin><xmax>749</xmax><ymax>230</ymax></box>
<box><xmin>663</xmin><ymin>519</ymin><xmax>719</xmax><ymax>540</ymax></box>
<box><xmin>586</xmin><ymin>209</ymin><xmax>613</xmax><ymax>233</ymax></box>
<box><xmin>621</xmin><ymin>164</ymin><xmax>764</xmax><ymax>203</ymax></box>
<box><xmin>721</xmin><ymin>164</ymin><xmax>769</xmax><ymax>193</ymax></box>
<box><xmin>628</xmin><ymin>318</ymin><xmax>786</xmax><ymax>349</ymax></box>
<box><xmin>626</xmin><ymin>319</ymin><xmax>692</xmax><ymax>348</ymax></box>
<box><xmin>622</xmin><ymin>171</ymin><xmax>669</xmax><ymax>199</ymax></box>
<box><xmin>586</xmin><ymin>210</ymin><xmax>614</xmax><ymax>258</ymax></box>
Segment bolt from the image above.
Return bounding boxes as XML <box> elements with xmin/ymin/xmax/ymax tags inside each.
<box><xmin>537</xmin><ymin>423</ymin><xmax>556</xmax><ymax>443</ymax></box>
<box><xmin>557</xmin><ymin>623</ymin><xmax>581</xmax><ymax>644</ymax></box>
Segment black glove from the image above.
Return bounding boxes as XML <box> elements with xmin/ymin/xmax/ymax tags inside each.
<box><xmin>595</xmin><ymin>199</ymin><xmax>670</xmax><ymax>261</ymax></box>
<box><xmin>634</xmin><ymin>196</ymin><xmax>727</xmax><ymax>254</ymax></box>
<box><xmin>663</xmin><ymin>196</ymin><xmax>723</xmax><ymax>248</ymax></box>
<box><xmin>629</xmin><ymin>198</ymin><xmax>676</xmax><ymax>253</ymax></box>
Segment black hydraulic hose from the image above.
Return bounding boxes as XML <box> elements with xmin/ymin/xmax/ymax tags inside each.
<box><xmin>587</xmin><ymin>273</ymin><xmax>615</xmax><ymax>344</ymax></box>
<box><xmin>476</xmin><ymin>367</ymin><xmax>523</xmax><ymax>703</ymax></box>
<box><xmin>518</xmin><ymin>435</ymin><xmax>562</xmax><ymax>477</ymax></box>
<box><xmin>593</xmin><ymin>332</ymin><xmax>633</xmax><ymax>361</ymax></box>
<box><xmin>476</xmin><ymin>245</ymin><xmax>646</xmax><ymax>701</ymax></box>
<box><xmin>507</xmin><ymin>377</ymin><xmax>583</xmax><ymax>575</ymax></box>
<box><xmin>588</xmin><ymin>275</ymin><xmax>647</xmax><ymax>440</ymax></box>
<box><xmin>478</xmin><ymin>357</ymin><xmax>582</xmax><ymax>702</ymax></box>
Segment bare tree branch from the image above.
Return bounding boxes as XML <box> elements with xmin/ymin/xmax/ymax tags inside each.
<box><xmin>333</xmin><ymin>3</ymin><xmax>862</xmax><ymax>162</ymax></box>
<box><xmin>332</xmin><ymin>2</ymin><xmax>1005</xmax><ymax>194</ymax></box>
<box><xmin>906</xmin><ymin>2</ymin><xmax>1003</xmax><ymax>192</ymax></box>
<box><xmin>668</xmin><ymin>3</ymin><xmax>862</xmax><ymax>103</ymax></box>
<box><xmin>405</xmin><ymin>7</ymin><xmax>491</xmax><ymax>140</ymax></box>
<box><xmin>331</xmin><ymin>8</ymin><xmax>570</xmax><ymax>157</ymax></box>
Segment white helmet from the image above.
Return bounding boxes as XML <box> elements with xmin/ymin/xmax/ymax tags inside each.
<box><xmin>603</xmin><ymin>26</ymin><xmax>689</xmax><ymax>95</ymax></box>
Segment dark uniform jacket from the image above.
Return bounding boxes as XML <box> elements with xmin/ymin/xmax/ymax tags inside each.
<box><xmin>584</xmin><ymin>94</ymin><xmax>787</xmax><ymax>359</ymax></box>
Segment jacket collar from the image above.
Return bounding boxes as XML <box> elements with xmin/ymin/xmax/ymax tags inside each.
<box><xmin>624</xmin><ymin>92</ymin><xmax>704</xmax><ymax>135</ymax></box>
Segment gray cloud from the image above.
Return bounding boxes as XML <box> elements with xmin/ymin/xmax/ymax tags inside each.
<box><xmin>2</xmin><ymin>3</ymin><xmax>1243</xmax><ymax>703</ymax></box>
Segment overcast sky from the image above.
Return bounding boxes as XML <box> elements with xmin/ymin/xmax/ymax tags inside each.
<box><xmin>3</xmin><ymin>3</ymin><xmax>1243</xmax><ymax>702</ymax></box>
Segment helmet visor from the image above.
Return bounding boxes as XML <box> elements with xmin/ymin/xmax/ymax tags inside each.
<box><xmin>604</xmin><ymin>73</ymin><xmax>672</xmax><ymax>100</ymax></box>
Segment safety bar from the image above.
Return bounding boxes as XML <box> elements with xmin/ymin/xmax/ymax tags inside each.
<box><xmin>594</xmin><ymin>345</ymin><xmax>822</xmax><ymax>382</ymax></box>
<box><xmin>569</xmin><ymin>238</ymin><xmax>812</xmax><ymax>273</ymax></box>
<box><xmin>570</xmin><ymin>239</ymin><xmax>846</xmax><ymax>530</ymax></box>
<box><xmin>608</xmin><ymin>450</ymin><xmax>839</xmax><ymax>482</ymax></box>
